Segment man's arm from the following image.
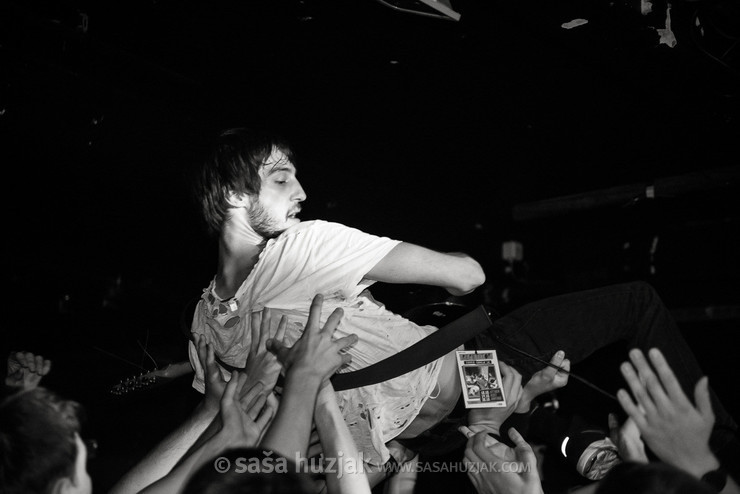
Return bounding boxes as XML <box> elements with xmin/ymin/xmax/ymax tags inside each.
<box><xmin>314</xmin><ymin>384</ymin><xmax>371</xmax><ymax>494</ymax></box>
<box><xmin>108</xmin><ymin>400</ymin><xmax>217</xmax><ymax>494</ymax></box>
<box><xmin>109</xmin><ymin>335</ymin><xmax>228</xmax><ymax>494</ymax></box>
<box><xmin>365</xmin><ymin>242</ymin><xmax>485</xmax><ymax>296</ymax></box>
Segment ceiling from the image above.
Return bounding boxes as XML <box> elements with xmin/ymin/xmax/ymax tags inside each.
<box><xmin>2</xmin><ymin>0</ymin><xmax>739</xmax><ymax>307</ymax></box>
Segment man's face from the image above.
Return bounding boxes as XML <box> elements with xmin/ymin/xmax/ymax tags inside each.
<box><xmin>248</xmin><ymin>148</ymin><xmax>306</xmax><ymax>239</ymax></box>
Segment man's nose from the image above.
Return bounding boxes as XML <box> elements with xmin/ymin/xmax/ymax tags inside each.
<box><xmin>293</xmin><ymin>181</ymin><xmax>307</xmax><ymax>202</ymax></box>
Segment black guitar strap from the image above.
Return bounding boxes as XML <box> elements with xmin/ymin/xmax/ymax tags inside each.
<box><xmin>330</xmin><ymin>305</ymin><xmax>495</xmax><ymax>391</ymax></box>
<box><xmin>212</xmin><ymin>305</ymin><xmax>495</xmax><ymax>392</ymax></box>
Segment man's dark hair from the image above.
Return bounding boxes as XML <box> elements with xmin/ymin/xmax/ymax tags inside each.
<box><xmin>182</xmin><ymin>448</ymin><xmax>314</xmax><ymax>494</ymax></box>
<box><xmin>0</xmin><ymin>387</ymin><xmax>83</xmax><ymax>494</ymax></box>
<box><xmin>596</xmin><ymin>461</ymin><xmax>716</xmax><ymax>494</ymax></box>
<box><xmin>194</xmin><ymin>128</ymin><xmax>295</xmax><ymax>236</ymax></box>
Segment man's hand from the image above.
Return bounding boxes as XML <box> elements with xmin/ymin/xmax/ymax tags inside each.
<box><xmin>468</xmin><ymin>361</ymin><xmax>523</xmax><ymax>436</ymax></box>
<box><xmin>266</xmin><ymin>294</ymin><xmax>358</xmax><ymax>383</ymax></box>
<box><xmin>617</xmin><ymin>348</ymin><xmax>719</xmax><ymax>477</ymax></box>
<box><xmin>216</xmin><ymin>371</ymin><xmax>276</xmax><ymax>448</ymax></box>
<box><xmin>516</xmin><ymin>350</ymin><xmax>570</xmax><ymax>413</ymax></box>
<box><xmin>5</xmin><ymin>351</ymin><xmax>51</xmax><ymax>390</ymax></box>
<box><xmin>462</xmin><ymin>427</ymin><xmax>544</xmax><ymax>494</ymax></box>
<box><xmin>244</xmin><ymin>308</ymin><xmax>287</xmax><ymax>394</ymax></box>
<box><xmin>608</xmin><ymin>413</ymin><xmax>648</xmax><ymax>464</ymax></box>
<box><xmin>193</xmin><ymin>333</ymin><xmax>227</xmax><ymax>414</ymax></box>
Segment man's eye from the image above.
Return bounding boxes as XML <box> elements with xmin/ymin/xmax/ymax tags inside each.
<box><xmin>275</xmin><ymin>180</ymin><xmax>287</xmax><ymax>185</ymax></box>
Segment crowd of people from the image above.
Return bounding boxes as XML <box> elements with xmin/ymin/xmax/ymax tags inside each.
<box><xmin>2</xmin><ymin>128</ymin><xmax>738</xmax><ymax>494</ymax></box>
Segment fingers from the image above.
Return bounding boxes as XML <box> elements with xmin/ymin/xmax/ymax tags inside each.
<box><xmin>459</xmin><ymin>425</ymin><xmax>474</xmax><ymax>438</ymax></box>
<box><xmin>266</xmin><ymin>339</ymin><xmax>290</xmax><ymax>364</ymax></box>
<box><xmin>542</xmin><ymin>350</ymin><xmax>565</xmax><ymax>380</ymax></box>
<box><xmin>246</xmin><ymin>392</ymin><xmax>267</xmax><ymax>421</ymax></box>
<box><xmin>560</xmin><ymin>358</ymin><xmax>571</xmax><ymax>375</ymax></box>
<box><xmin>608</xmin><ymin>412</ymin><xmax>620</xmax><ymax>440</ymax></box>
<box><xmin>258</xmin><ymin>308</ymin><xmax>273</xmax><ymax>346</ymax></box>
<box><xmin>221</xmin><ymin>371</ymin><xmax>244</xmax><ymax>409</ymax></box>
<box><xmin>24</xmin><ymin>352</ymin><xmax>37</xmax><ymax>373</ymax></box>
<box><xmin>39</xmin><ymin>358</ymin><xmax>52</xmax><ymax>376</ymax></box>
<box><xmin>306</xmin><ymin>294</ymin><xmax>325</xmax><ymax>334</ymax></box>
<box><xmin>694</xmin><ymin>376</ymin><xmax>715</xmax><ymax>424</ymax></box>
<box><xmin>239</xmin><ymin>380</ymin><xmax>265</xmax><ymax>409</ymax></box>
<box><xmin>334</xmin><ymin>334</ymin><xmax>358</xmax><ymax>352</ymax></box>
<box><xmin>254</xmin><ymin>398</ymin><xmax>276</xmax><ymax>433</ymax></box>
<box><xmin>195</xmin><ymin>333</ymin><xmax>207</xmax><ymax>364</ymax></box>
<box><xmin>249</xmin><ymin>311</ymin><xmax>261</xmax><ymax>352</ymax></box>
<box><xmin>509</xmin><ymin>428</ymin><xmax>539</xmax><ymax>480</ymax></box>
<box><xmin>616</xmin><ymin>387</ymin><xmax>648</xmax><ymax>430</ymax></box>
<box><xmin>275</xmin><ymin>315</ymin><xmax>288</xmax><ymax>344</ymax></box>
<box><xmin>509</xmin><ymin>427</ymin><xmax>535</xmax><ymax>456</ymax></box>
<box><xmin>322</xmin><ymin>307</ymin><xmax>343</xmax><ymax>334</ymax></box>
<box><xmin>10</xmin><ymin>352</ymin><xmax>52</xmax><ymax>376</ymax></box>
<box><xmin>628</xmin><ymin>349</ymin><xmax>671</xmax><ymax>412</ymax></box>
<box><xmin>620</xmin><ymin>357</ymin><xmax>657</xmax><ymax>418</ymax></box>
<box><xmin>647</xmin><ymin>348</ymin><xmax>689</xmax><ymax>407</ymax></box>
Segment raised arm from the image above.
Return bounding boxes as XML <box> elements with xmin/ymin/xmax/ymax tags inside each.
<box><xmin>263</xmin><ymin>294</ymin><xmax>358</xmax><ymax>459</ymax></box>
<box><xmin>314</xmin><ymin>383</ymin><xmax>371</xmax><ymax>494</ymax></box>
<box><xmin>365</xmin><ymin>242</ymin><xmax>485</xmax><ymax>296</ymax></box>
<box><xmin>618</xmin><ymin>348</ymin><xmax>739</xmax><ymax>493</ymax></box>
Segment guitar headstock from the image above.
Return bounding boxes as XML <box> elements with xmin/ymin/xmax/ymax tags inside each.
<box><xmin>109</xmin><ymin>361</ymin><xmax>193</xmax><ymax>396</ymax></box>
<box><xmin>110</xmin><ymin>370</ymin><xmax>160</xmax><ymax>396</ymax></box>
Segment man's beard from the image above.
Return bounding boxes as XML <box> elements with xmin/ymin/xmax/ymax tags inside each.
<box><xmin>247</xmin><ymin>201</ymin><xmax>286</xmax><ymax>239</ymax></box>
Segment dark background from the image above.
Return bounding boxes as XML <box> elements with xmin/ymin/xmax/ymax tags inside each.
<box><xmin>2</xmin><ymin>0</ymin><xmax>739</xmax><ymax>491</ymax></box>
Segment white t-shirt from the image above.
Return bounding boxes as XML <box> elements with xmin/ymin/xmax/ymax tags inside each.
<box><xmin>188</xmin><ymin>220</ymin><xmax>444</xmax><ymax>465</ymax></box>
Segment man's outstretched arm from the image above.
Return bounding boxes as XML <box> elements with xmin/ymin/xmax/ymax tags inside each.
<box><xmin>366</xmin><ymin>242</ymin><xmax>485</xmax><ymax>296</ymax></box>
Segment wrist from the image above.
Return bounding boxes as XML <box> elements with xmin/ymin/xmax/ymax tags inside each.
<box><xmin>286</xmin><ymin>365</ymin><xmax>326</xmax><ymax>386</ymax></box>
<box><xmin>686</xmin><ymin>453</ymin><xmax>721</xmax><ymax>479</ymax></box>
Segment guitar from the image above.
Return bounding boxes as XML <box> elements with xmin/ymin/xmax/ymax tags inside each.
<box><xmin>109</xmin><ymin>361</ymin><xmax>193</xmax><ymax>396</ymax></box>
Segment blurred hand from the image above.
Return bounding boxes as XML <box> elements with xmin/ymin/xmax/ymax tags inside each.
<box><xmin>462</xmin><ymin>427</ymin><xmax>544</xmax><ymax>494</ymax></box>
<box><xmin>468</xmin><ymin>361</ymin><xmax>523</xmax><ymax>436</ymax></box>
<box><xmin>244</xmin><ymin>308</ymin><xmax>287</xmax><ymax>394</ymax></box>
<box><xmin>608</xmin><ymin>413</ymin><xmax>648</xmax><ymax>463</ymax></box>
<box><xmin>267</xmin><ymin>294</ymin><xmax>358</xmax><ymax>384</ymax></box>
<box><xmin>217</xmin><ymin>371</ymin><xmax>275</xmax><ymax>448</ymax></box>
<box><xmin>5</xmin><ymin>351</ymin><xmax>51</xmax><ymax>390</ymax></box>
<box><xmin>617</xmin><ymin>348</ymin><xmax>719</xmax><ymax>477</ymax></box>
<box><xmin>194</xmin><ymin>333</ymin><xmax>227</xmax><ymax>414</ymax></box>
<box><xmin>517</xmin><ymin>350</ymin><xmax>570</xmax><ymax>413</ymax></box>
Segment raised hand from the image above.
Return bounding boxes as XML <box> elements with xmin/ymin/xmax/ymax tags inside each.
<box><xmin>617</xmin><ymin>348</ymin><xmax>719</xmax><ymax>477</ymax></box>
<box><xmin>516</xmin><ymin>350</ymin><xmax>570</xmax><ymax>413</ymax></box>
<box><xmin>217</xmin><ymin>371</ymin><xmax>275</xmax><ymax>448</ymax></box>
<box><xmin>5</xmin><ymin>351</ymin><xmax>52</xmax><ymax>390</ymax></box>
<box><xmin>462</xmin><ymin>427</ymin><xmax>544</xmax><ymax>494</ymax></box>
<box><xmin>608</xmin><ymin>413</ymin><xmax>648</xmax><ymax>463</ymax></box>
<box><xmin>244</xmin><ymin>308</ymin><xmax>287</xmax><ymax>394</ymax></box>
<box><xmin>193</xmin><ymin>333</ymin><xmax>227</xmax><ymax>414</ymax></box>
<box><xmin>266</xmin><ymin>294</ymin><xmax>358</xmax><ymax>383</ymax></box>
<box><xmin>468</xmin><ymin>361</ymin><xmax>524</xmax><ymax>436</ymax></box>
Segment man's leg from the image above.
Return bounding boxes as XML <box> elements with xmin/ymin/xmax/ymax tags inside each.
<box><xmin>479</xmin><ymin>281</ymin><xmax>737</xmax><ymax>455</ymax></box>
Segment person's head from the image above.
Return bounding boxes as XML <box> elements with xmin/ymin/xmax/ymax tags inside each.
<box><xmin>0</xmin><ymin>387</ymin><xmax>92</xmax><ymax>494</ymax></box>
<box><xmin>195</xmin><ymin>128</ymin><xmax>306</xmax><ymax>238</ymax></box>
<box><xmin>182</xmin><ymin>448</ymin><xmax>314</xmax><ymax>494</ymax></box>
<box><xmin>595</xmin><ymin>461</ymin><xmax>715</xmax><ymax>494</ymax></box>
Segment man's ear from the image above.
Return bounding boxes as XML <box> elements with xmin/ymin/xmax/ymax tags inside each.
<box><xmin>226</xmin><ymin>191</ymin><xmax>250</xmax><ymax>209</ymax></box>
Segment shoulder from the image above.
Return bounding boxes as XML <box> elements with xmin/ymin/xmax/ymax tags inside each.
<box><xmin>278</xmin><ymin>220</ymin><xmax>364</xmax><ymax>240</ymax></box>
